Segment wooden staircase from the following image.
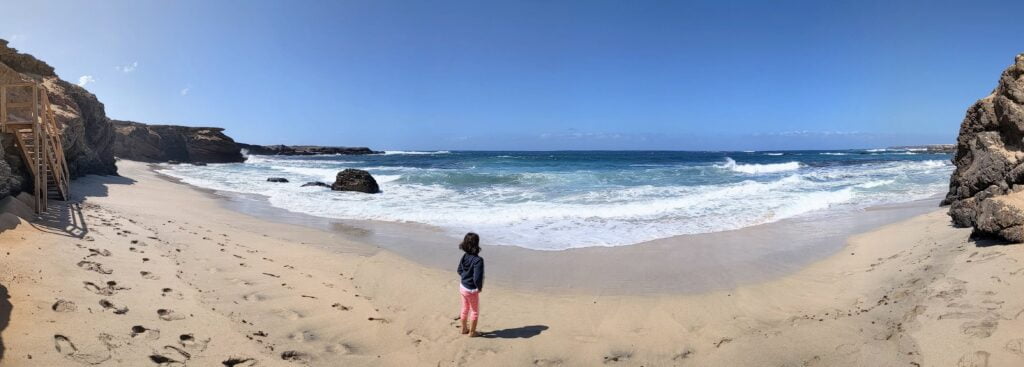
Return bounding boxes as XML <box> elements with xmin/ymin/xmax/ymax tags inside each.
<box><xmin>0</xmin><ymin>82</ymin><xmax>70</xmax><ymax>213</ymax></box>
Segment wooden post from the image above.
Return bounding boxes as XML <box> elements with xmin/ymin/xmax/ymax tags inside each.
<box><xmin>32</xmin><ymin>84</ymin><xmax>40</xmax><ymax>212</ymax></box>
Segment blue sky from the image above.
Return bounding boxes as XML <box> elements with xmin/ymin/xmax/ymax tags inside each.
<box><xmin>2</xmin><ymin>0</ymin><xmax>1023</xmax><ymax>150</ymax></box>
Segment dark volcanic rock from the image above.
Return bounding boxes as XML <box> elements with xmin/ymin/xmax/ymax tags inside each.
<box><xmin>112</xmin><ymin>120</ymin><xmax>244</xmax><ymax>163</ymax></box>
<box><xmin>301</xmin><ymin>181</ymin><xmax>330</xmax><ymax>188</ymax></box>
<box><xmin>331</xmin><ymin>169</ymin><xmax>380</xmax><ymax>194</ymax></box>
<box><xmin>238</xmin><ymin>143</ymin><xmax>379</xmax><ymax>156</ymax></box>
<box><xmin>944</xmin><ymin>53</ymin><xmax>1024</xmax><ymax>242</ymax></box>
<box><xmin>267</xmin><ymin>177</ymin><xmax>289</xmax><ymax>183</ymax></box>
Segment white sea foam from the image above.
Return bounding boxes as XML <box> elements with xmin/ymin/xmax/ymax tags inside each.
<box><xmin>158</xmin><ymin>154</ymin><xmax>953</xmax><ymax>250</ymax></box>
<box><xmin>764</xmin><ymin>152</ymin><xmax>784</xmax><ymax>156</ymax></box>
<box><xmin>820</xmin><ymin>152</ymin><xmax>849</xmax><ymax>156</ymax></box>
<box><xmin>716</xmin><ymin>157</ymin><xmax>801</xmax><ymax>174</ymax></box>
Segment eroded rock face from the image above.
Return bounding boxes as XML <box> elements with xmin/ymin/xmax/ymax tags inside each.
<box><xmin>112</xmin><ymin>120</ymin><xmax>244</xmax><ymax>163</ymax></box>
<box><xmin>0</xmin><ymin>39</ymin><xmax>118</xmax><ymax>203</ymax></box>
<box><xmin>944</xmin><ymin>53</ymin><xmax>1024</xmax><ymax>241</ymax></box>
<box><xmin>0</xmin><ymin>134</ymin><xmax>28</xmax><ymax>197</ymax></box>
<box><xmin>331</xmin><ymin>169</ymin><xmax>380</xmax><ymax>194</ymax></box>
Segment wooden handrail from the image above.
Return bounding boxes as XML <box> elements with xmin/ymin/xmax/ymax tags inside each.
<box><xmin>0</xmin><ymin>82</ymin><xmax>70</xmax><ymax>213</ymax></box>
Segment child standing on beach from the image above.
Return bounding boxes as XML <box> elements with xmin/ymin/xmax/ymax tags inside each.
<box><xmin>457</xmin><ymin>232</ymin><xmax>484</xmax><ymax>337</ymax></box>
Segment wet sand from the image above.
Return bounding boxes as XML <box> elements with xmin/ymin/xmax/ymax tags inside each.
<box><xmin>192</xmin><ymin>172</ymin><xmax>941</xmax><ymax>294</ymax></box>
<box><xmin>0</xmin><ymin>160</ymin><xmax>1021</xmax><ymax>366</ymax></box>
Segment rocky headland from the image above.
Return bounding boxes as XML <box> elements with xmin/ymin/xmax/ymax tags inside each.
<box><xmin>237</xmin><ymin>143</ymin><xmax>379</xmax><ymax>156</ymax></box>
<box><xmin>111</xmin><ymin>120</ymin><xmax>245</xmax><ymax>163</ymax></box>
<box><xmin>888</xmin><ymin>144</ymin><xmax>956</xmax><ymax>154</ymax></box>
<box><xmin>944</xmin><ymin>53</ymin><xmax>1024</xmax><ymax>242</ymax></box>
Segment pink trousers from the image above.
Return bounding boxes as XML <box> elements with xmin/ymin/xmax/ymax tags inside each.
<box><xmin>459</xmin><ymin>288</ymin><xmax>480</xmax><ymax>321</ymax></box>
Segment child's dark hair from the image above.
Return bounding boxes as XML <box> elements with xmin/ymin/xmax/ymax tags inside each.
<box><xmin>459</xmin><ymin>232</ymin><xmax>481</xmax><ymax>255</ymax></box>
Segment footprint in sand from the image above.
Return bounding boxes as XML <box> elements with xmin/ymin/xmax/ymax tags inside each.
<box><xmin>141</xmin><ymin>271</ymin><xmax>160</xmax><ymax>280</ymax></box>
<box><xmin>242</xmin><ymin>293</ymin><xmax>266</xmax><ymax>302</ymax></box>
<box><xmin>281</xmin><ymin>351</ymin><xmax>313</xmax><ymax>363</ymax></box>
<box><xmin>960</xmin><ymin>319</ymin><xmax>998</xmax><ymax>338</ymax></box>
<box><xmin>1004</xmin><ymin>338</ymin><xmax>1024</xmax><ymax>356</ymax></box>
<box><xmin>273</xmin><ymin>308</ymin><xmax>304</xmax><ymax>320</ymax></box>
<box><xmin>161</xmin><ymin>287</ymin><xmax>184</xmax><ymax>300</ymax></box>
<box><xmin>179</xmin><ymin>333</ymin><xmax>210</xmax><ymax>352</ymax></box>
<box><xmin>148</xmin><ymin>353</ymin><xmax>185</xmax><ymax>366</ymax></box>
<box><xmin>158</xmin><ymin>309</ymin><xmax>186</xmax><ymax>321</ymax></box>
<box><xmin>52</xmin><ymin>299</ymin><xmax>77</xmax><ymax>312</ymax></box>
<box><xmin>54</xmin><ymin>334</ymin><xmax>112</xmax><ymax>365</ymax></box>
<box><xmin>288</xmin><ymin>330</ymin><xmax>318</xmax><ymax>342</ymax></box>
<box><xmin>533</xmin><ymin>358</ymin><xmax>563</xmax><ymax>366</ymax></box>
<box><xmin>222</xmin><ymin>357</ymin><xmax>258</xmax><ymax>367</ymax></box>
<box><xmin>87</xmin><ymin>248</ymin><xmax>112</xmax><ymax>257</ymax></box>
<box><xmin>956</xmin><ymin>350</ymin><xmax>990</xmax><ymax>367</ymax></box>
<box><xmin>324</xmin><ymin>343</ymin><xmax>356</xmax><ymax>355</ymax></box>
<box><xmin>130</xmin><ymin>325</ymin><xmax>161</xmax><ymax>340</ymax></box>
<box><xmin>77</xmin><ymin>261</ymin><xmax>113</xmax><ymax>275</ymax></box>
<box><xmin>84</xmin><ymin>281</ymin><xmax>130</xmax><ymax>296</ymax></box>
<box><xmin>162</xmin><ymin>345</ymin><xmax>192</xmax><ymax>360</ymax></box>
<box><xmin>99</xmin><ymin>299</ymin><xmax>129</xmax><ymax>315</ymax></box>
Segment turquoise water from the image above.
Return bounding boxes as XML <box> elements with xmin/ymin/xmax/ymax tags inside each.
<box><xmin>160</xmin><ymin>149</ymin><xmax>953</xmax><ymax>250</ymax></box>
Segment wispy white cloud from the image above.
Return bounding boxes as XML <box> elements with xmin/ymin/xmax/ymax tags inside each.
<box><xmin>77</xmin><ymin>75</ymin><xmax>96</xmax><ymax>87</ymax></box>
<box><xmin>180</xmin><ymin>87</ymin><xmax>190</xmax><ymax>96</ymax></box>
<box><xmin>6</xmin><ymin>34</ymin><xmax>26</xmax><ymax>46</ymax></box>
<box><xmin>115</xmin><ymin>61</ymin><xmax>138</xmax><ymax>73</ymax></box>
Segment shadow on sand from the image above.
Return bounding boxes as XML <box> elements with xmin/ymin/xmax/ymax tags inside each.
<box><xmin>970</xmin><ymin>234</ymin><xmax>1020</xmax><ymax>248</ymax></box>
<box><xmin>0</xmin><ymin>283</ymin><xmax>10</xmax><ymax>361</ymax></box>
<box><xmin>28</xmin><ymin>174</ymin><xmax>136</xmax><ymax>239</ymax></box>
<box><xmin>0</xmin><ymin>174</ymin><xmax>132</xmax><ymax>362</ymax></box>
<box><xmin>480</xmin><ymin>325</ymin><xmax>549</xmax><ymax>339</ymax></box>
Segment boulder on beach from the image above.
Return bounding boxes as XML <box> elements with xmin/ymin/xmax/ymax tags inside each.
<box><xmin>267</xmin><ymin>177</ymin><xmax>289</xmax><ymax>183</ymax></box>
<box><xmin>331</xmin><ymin>169</ymin><xmax>380</xmax><ymax>194</ymax></box>
<box><xmin>944</xmin><ymin>53</ymin><xmax>1024</xmax><ymax>242</ymax></box>
<box><xmin>301</xmin><ymin>181</ymin><xmax>330</xmax><ymax>188</ymax></box>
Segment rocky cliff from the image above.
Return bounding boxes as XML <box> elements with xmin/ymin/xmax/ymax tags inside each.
<box><xmin>944</xmin><ymin>53</ymin><xmax>1024</xmax><ymax>241</ymax></box>
<box><xmin>112</xmin><ymin>120</ymin><xmax>245</xmax><ymax>163</ymax></box>
<box><xmin>0</xmin><ymin>39</ymin><xmax>118</xmax><ymax>199</ymax></box>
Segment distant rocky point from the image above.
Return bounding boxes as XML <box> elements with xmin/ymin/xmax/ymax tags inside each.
<box><xmin>886</xmin><ymin>144</ymin><xmax>955</xmax><ymax>154</ymax></box>
<box><xmin>112</xmin><ymin>120</ymin><xmax>245</xmax><ymax>163</ymax></box>
<box><xmin>237</xmin><ymin>143</ymin><xmax>379</xmax><ymax>156</ymax></box>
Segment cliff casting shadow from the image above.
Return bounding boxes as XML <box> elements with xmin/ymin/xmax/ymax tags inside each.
<box><xmin>480</xmin><ymin>325</ymin><xmax>549</xmax><ymax>339</ymax></box>
<box><xmin>0</xmin><ymin>283</ymin><xmax>10</xmax><ymax>361</ymax></box>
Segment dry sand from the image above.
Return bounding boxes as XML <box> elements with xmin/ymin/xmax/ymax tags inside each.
<box><xmin>0</xmin><ymin>160</ymin><xmax>1021</xmax><ymax>366</ymax></box>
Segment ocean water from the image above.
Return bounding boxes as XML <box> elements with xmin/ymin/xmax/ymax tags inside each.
<box><xmin>158</xmin><ymin>149</ymin><xmax>953</xmax><ymax>250</ymax></box>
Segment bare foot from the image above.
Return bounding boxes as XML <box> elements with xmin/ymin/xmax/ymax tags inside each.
<box><xmin>469</xmin><ymin>331</ymin><xmax>480</xmax><ymax>337</ymax></box>
<box><xmin>461</xmin><ymin>328</ymin><xmax>469</xmax><ymax>335</ymax></box>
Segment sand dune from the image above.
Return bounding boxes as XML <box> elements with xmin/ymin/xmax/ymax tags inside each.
<box><xmin>0</xmin><ymin>160</ymin><xmax>1021</xmax><ymax>366</ymax></box>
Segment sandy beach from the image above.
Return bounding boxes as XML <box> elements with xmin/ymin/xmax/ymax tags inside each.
<box><xmin>0</xmin><ymin>160</ymin><xmax>1018</xmax><ymax>366</ymax></box>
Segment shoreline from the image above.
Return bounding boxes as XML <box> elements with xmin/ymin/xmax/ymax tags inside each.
<box><xmin>0</xmin><ymin>160</ymin><xmax>1021</xmax><ymax>366</ymax></box>
<box><xmin>152</xmin><ymin>163</ymin><xmax>945</xmax><ymax>295</ymax></box>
